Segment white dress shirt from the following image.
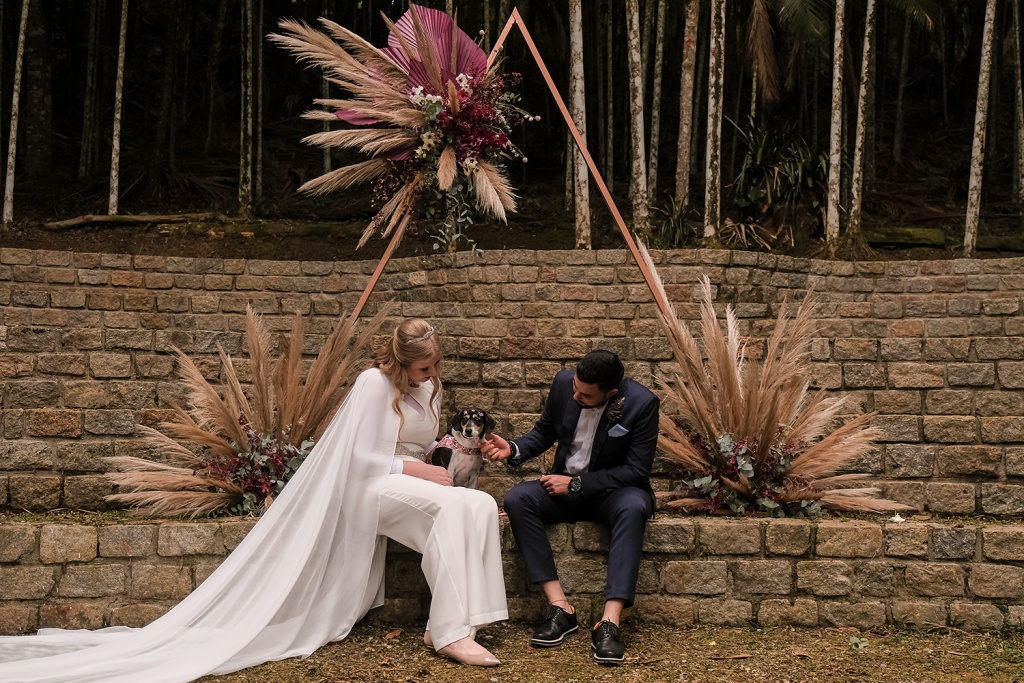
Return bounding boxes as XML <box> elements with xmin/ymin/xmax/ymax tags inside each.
<box><xmin>564</xmin><ymin>406</ymin><xmax>602</xmax><ymax>474</ymax></box>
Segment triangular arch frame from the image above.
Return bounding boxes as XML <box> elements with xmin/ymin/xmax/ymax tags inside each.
<box><xmin>351</xmin><ymin>8</ymin><xmax>670</xmax><ymax>321</ymax></box>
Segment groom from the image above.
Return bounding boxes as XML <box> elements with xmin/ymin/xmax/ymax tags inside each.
<box><xmin>483</xmin><ymin>350</ymin><xmax>659</xmax><ymax>665</ymax></box>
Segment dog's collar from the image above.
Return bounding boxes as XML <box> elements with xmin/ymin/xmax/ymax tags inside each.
<box><xmin>437</xmin><ymin>434</ymin><xmax>482</xmax><ymax>457</ymax></box>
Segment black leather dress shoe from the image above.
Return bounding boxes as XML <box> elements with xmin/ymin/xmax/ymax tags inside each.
<box><xmin>591</xmin><ymin>620</ymin><xmax>625</xmax><ymax>665</ymax></box>
<box><xmin>530</xmin><ymin>605</ymin><xmax>579</xmax><ymax>646</ymax></box>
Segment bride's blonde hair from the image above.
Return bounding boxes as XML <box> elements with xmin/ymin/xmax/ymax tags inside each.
<box><xmin>376</xmin><ymin>318</ymin><xmax>442</xmax><ymax>428</ymax></box>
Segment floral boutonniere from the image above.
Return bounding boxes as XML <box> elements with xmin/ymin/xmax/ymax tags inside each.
<box><xmin>604</xmin><ymin>397</ymin><xmax>625</xmax><ymax>429</ymax></box>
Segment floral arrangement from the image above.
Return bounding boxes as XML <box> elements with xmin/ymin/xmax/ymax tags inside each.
<box><xmin>105</xmin><ymin>306</ymin><xmax>387</xmax><ymax>518</ymax></box>
<box><xmin>271</xmin><ymin>5</ymin><xmax>532</xmax><ymax>251</ymax></box>
<box><xmin>637</xmin><ymin>244</ymin><xmax>912</xmax><ymax>518</ymax></box>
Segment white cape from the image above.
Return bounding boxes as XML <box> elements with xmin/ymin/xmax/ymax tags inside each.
<box><xmin>0</xmin><ymin>368</ymin><xmax>401</xmax><ymax>683</ymax></box>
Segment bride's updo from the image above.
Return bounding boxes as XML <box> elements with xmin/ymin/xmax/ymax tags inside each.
<box><xmin>376</xmin><ymin>318</ymin><xmax>442</xmax><ymax>422</ymax></box>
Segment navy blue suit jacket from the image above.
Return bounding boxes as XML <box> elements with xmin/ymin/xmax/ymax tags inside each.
<box><xmin>511</xmin><ymin>369</ymin><xmax>660</xmax><ymax>500</ymax></box>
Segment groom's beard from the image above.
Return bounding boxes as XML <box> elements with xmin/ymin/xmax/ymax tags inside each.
<box><xmin>575</xmin><ymin>398</ymin><xmax>607</xmax><ymax>409</ymax></box>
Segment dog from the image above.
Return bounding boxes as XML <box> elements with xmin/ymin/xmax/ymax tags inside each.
<box><xmin>430</xmin><ymin>407</ymin><xmax>496</xmax><ymax>489</ymax></box>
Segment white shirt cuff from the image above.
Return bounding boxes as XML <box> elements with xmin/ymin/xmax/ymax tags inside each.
<box><xmin>389</xmin><ymin>458</ymin><xmax>404</xmax><ymax>475</ymax></box>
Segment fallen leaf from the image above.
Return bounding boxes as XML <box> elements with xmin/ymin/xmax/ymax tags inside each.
<box><xmin>730</xmin><ymin>653</ymin><xmax>753</xmax><ymax>659</ymax></box>
<box><xmin>241</xmin><ymin>231</ymin><xmax>255</xmax><ymax>238</ymax></box>
<box><xmin>911</xmin><ymin>513</ymin><xmax>933</xmax><ymax>521</ymax></box>
<box><xmin>946</xmin><ymin>651</ymin><xmax>968</xmax><ymax>656</ymax></box>
<box><xmin>792</xmin><ymin>649</ymin><xmax>811</xmax><ymax>658</ymax></box>
<box><xmin>385</xmin><ymin>629</ymin><xmax>403</xmax><ymax>641</ymax></box>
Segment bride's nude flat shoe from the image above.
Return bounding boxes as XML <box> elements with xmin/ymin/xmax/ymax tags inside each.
<box><xmin>424</xmin><ymin>631</ymin><xmax>500</xmax><ymax>667</ymax></box>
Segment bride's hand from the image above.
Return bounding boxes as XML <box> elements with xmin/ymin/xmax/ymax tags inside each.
<box><xmin>403</xmin><ymin>460</ymin><xmax>453</xmax><ymax>486</ymax></box>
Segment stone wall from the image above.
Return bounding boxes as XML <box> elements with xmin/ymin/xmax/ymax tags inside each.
<box><xmin>2</xmin><ymin>517</ymin><xmax>1023</xmax><ymax>635</ymax></box>
<box><xmin>1</xmin><ymin>246</ymin><xmax>1024</xmax><ymax>513</ymax></box>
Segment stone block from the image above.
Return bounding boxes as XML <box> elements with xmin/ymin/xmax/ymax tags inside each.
<box><xmin>923</xmin><ymin>417</ymin><xmax>977</xmax><ymax>443</ymax></box>
<box><xmin>757</xmin><ymin>599</ymin><xmax>818</xmax><ymax>627</ymax></box>
<box><xmin>820</xmin><ymin>602</ymin><xmax>885</xmax><ymax>630</ymax></box>
<box><xmin>109</xmin><ymin>604</ymin><xmax>172</xmax><ymax>628</ymax></box>
<box><xmin>983</xmin><ymin>527</ymin><xmax>1024</xmax><ymax>561</ymax></box>
<box><xmin>936</xmin><ymin>446</ymin><xmax>1000</xmax><ymax>476</ymax></box>
<box><xmin>797</xmin><ymin>561</ymin><xmax>852</xmax><ymax>596</ymax></box>
<box><xmin>976</xmin><ymin>391</ymin><xmax>1024</xmax><ymax>417</ymax></box>
<box><xmin>886</xmin><ymin>444</ymin><xmax>935</xmax><ymax>478</ymax></box>
<box><xmin>193</xmin><ymin>560</ymin><xmax>223</xmax><ymax>587</ymax></box>
<box><xmin>947</xmin><ymin>363</ymin><xmax>996</xmax><ymax>387</ymax></box>
<box><xmin>0</xmin><ymin>525</ymin><xmax>37</xmax><ymax>562</ymax></box>
<box><xmin>158</xmin><ymin>523</ymin><xmax>225</xmax><ymax>556</ymax></box>
<box><xmin>893</xmin><ymin>601</ymin><xmax>948</xmax><ymax>626</ymax></box>
<box><xmin>1009</xmin><ymin>606</ymin><xmax>1024</xmax><ymax>628</ymax></box>
<box><xmin>632</xmin><ymin>595</ymin><xmax>694</xmax><ymax>626</ymax></box>
<box><xmin>981</xmin><ymin>417</ymin><xmax>1024</xmax><ymax>443</ymax></box>
<box><xmin>698</xmin><ymin>519</ymin><xmax>761</xmax><ymax>555</ymax></box>
<box><xmin>5</xmin><ymin>380</ymin><xmax>60</xmax><ymax>407</ymax></box>
<box><xmin>997</xmin><ymin>361</ymin><xmax>1024</xmax><ymax>389</ymax></box>
<box><xmin>39</xmin><ymin>525</ymin><xmax>98</xmax><ymax>564</ymax></box>
<box><xmin>906</xmin><ymin>563</ymin><xmax>965</xmax><ymax>597</ymax></box>
<box><xmin>969</xmin><ymin>564</ymin><xmax>1024</xmax><ymax>599</ymax></box>
<box><xmin>926</xmin><ymin>483</ymin><xmax>976</xmax><ymax>514</ymax></box>
<box><xmin>889</xmin><ymin>363</ymin><xmax>945</xmax><ymax>388</ymax></box>
<box><xmin>697</xmin><ymin>599</ymin><xmax>752</xmax><ymax>626</ymax></box>
<box><xmin>663</xmin><ymin>561</ymin><xmax>727</xmax><ymax>595</ymax></box>
<box><xmin>220</xmin><ymin>519</ymin><xmax>257</xmax><ymax>550</ymax></box>
<box><xmin>98</xmin><ymin>525</ymin><xmax>156</xmax><ymax>557</ymax></box>
<box><xmin>873</xmin><ymin>415</ymin><xmax>920</xmax><ymax>442</ymax></box>
<box><xmin>843</xmin><ymin>363</ymin><xmax>886</xmax><ymax>388</ymax></box>
<box><xmin>765</xmin><ymin>519</ymin><xmax>811</xmax><ymax>556</ymax></box>
<box><xmin>9</xmin><ymin>474</ymin><xmax>61</xmax><ymax>510</ymax></box>
<box><xmin>0</xmin><ymin>566</ymin><xmax>56</xmax><ymax>599</ymax></box>
<box><xmin>55</xmin><ymin>442</ymin><xmax>111</xmax><ymax>471</ymax></box>
<box><xmin>63</xmin><ymin>475</ymin><xmax>115</xmax><ymax>509</ymax></box>
<box><xmin>731</xmin><ymin>560</ymin><xmax>792</xmax><ymax>594</ymax></box>
<box><xmin>815</xmin><ymin>522</ymin><xmax>882</xmax><ymax>558</ymax></box>
<box><xmin>641</xmin><ymin>519</ymin><xmax>695</xmax><ymax>553</ymax></box>
<box><xmin>926</xmin><ymin>390</ymin><xmax>974</xmax><ymax>415</ymax></box>
<box><xmin>39</xmin><ymin>604</ymin><xmax>105</xmax><ymax>631</ymax></box>
<box><xmin>90</xmin><ymin>353</ymin><xmax>132</xmax><ymax>378</ymax></box>
<box><xmin>874</xmin><ymin>391</ymin><xmax>922</xmax><ymax>414</ymax></box>
<box><xmin>0</xmin><ymin>605</ymin><xmax>37</xmax><ymax>635</ymax></box>
<box><xmin>558</xmin><ymin>555</ymin><xmax>607</xmax><ymax>594</ymax></box>
<box><xmin>59</xmin><ymin>565</ymin><xmax>127</xmax><ymax>597</ymax></box>
<box><xmin>84</xmin><ymin>409</ymin><xmax>136</xmax><ymax>435</ymax></box>
<box><xmin>950</xmin><ymin>603</ymin><xmax>1004</xmax><ymax>631</ymax></box>
<box><xmin>1</xmin><ymin>440</ymin><xmax>54</xmax><ymax>469</ymax></box>
<box><xmin>980</xmin><ymin>484</ymin><xmax>1024</xmax><ymax>515</ymax></box>
<box><xmin>1008</xmin><ymin>447</ymin><xmax>1024</xmax><ymax>476</ymax></box>
<box><xmin>854</xmin><ymin>562</ymin><xmax>895</xmax><ymax>597</ymax></box>
<box><xmin>132</xmin><ymin>564</ymin><xmax>193</xmax><ymax>600</ymax></box>
<box><xmin>885</xmin><ymin>523</ymin><xmax>929</xmax><ymax>557</ymax></box>
<box><xmin>931</xmin><ymin>527</ymin><xmax>976</xmax><ymax>560</ymax></box>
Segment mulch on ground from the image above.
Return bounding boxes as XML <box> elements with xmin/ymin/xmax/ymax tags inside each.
<box><xmin>198</xmin><ymin>620</ymin><xmax>1024</xmax><ymax>683</ymax></box>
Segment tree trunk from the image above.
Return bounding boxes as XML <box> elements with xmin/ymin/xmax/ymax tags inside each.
<box><xmin>964</xmin><ymin>0</ymin><xmax>998</xmax><ymax>258</ymax></box>
<box><xmin>691</xmin><ymin>17</ymin><xmax>707</xmax><ymax>180</ymax></box>
<box><xmin>865</xmin><ymin>30</ymin><xmax>877</xmax><ymax>196</ymax></box>
<box><xmin>1014</xmin><ymin>0</ymin><xmax>1024</xmax><ymax>215</ymax></box>
<box><xmin>2</xmin><ymin>0</ymin><xmax>30</xmax><ymax>225</ymax></box>
<box><xmin>148</xmin><ymin>5</ymin><xmax>176</xmax><ymax>196</ymax></box>
<box><xmin>108</xmin><ymin>0</ymin><xmax>128</xmax><ymax>215</ymax></box>
<box><xmin>499</xmin><ymin>0</ymin><xmax>509</xmax><ymax>25</ymax></box>
<box><xmin>321</xmin><ymin>0</ymin><xmax>331</xmax><ymax>176</ymax></box>
<box><xmin>626</xmin><ymin>0</ymin><xmax>650</xmax><ymax>237</ymax></box>
<box><xmin>675</xmin><ymin>0</ymin><xmax>699</xmax><ymax>209</ymax></box>
<box><xmin>825</xmin><ymin>0</ymin><xmax>845</xmax><ymax>254</ymax></box>
<box><xmin>703</xmin><ymin>0</ymin><xmax>725</xmax><ymax>240</ymax></box>
<box><xmin>570</xmin><ymin>0</ymin><xmax>590</xmax><ymax>248</ymax></box>
<box><xmin>939</xmin><ymin>13</ymin><xmax>948</xmax><ymax>126</ymax></box>
<box><xmin>78</xmin><ymin>0</ymin><xmax>99</xmax><ymax>180</ymax></box>
<box><xmin>23</xmin><ymin>0</ymin><xmax>51</xmax><ymax>179</ymax></box>
<box><xmin>565</xmin><ymin>127</ymin><xmax>573</xmax><ymax>212</ymax></box>
<box><xmin>604</xmin><ymin>0</ymin><xmax>614</xmax><ymax>184</ymax></box>
<box><xmin>447</xmin><ymin>0</ymin><xmax>453</xmax><ymax>16</ymax></box>
<box><xmin>812</xmin><ymin>51</ymin><xmax>820</xmax><ymax>151</ymax></box>
<box><xmin>483</xmin><ymin>0</ymin><xmax>491</xmax><ymax>52</ymax></box>
<box><xmin>849</xmin><ymin>0</ymin><xmax>877</xmax><ymax>237</ymax></box>
<box><xmin>641</xmin><ymin>0</ymin><xmax>655</xmax><ymax>99</ymax></box>
<box><xmin>205</xmin><ymin>0</ymin><xmax>228</xmax><ymax>154</ymax></box>
<box><xmin>255</xmin><ymin>0</ymin><xmax>264</xmax><ymax>202</ymax></box>
<box><xmin>646</xmin><ymin>0</ymin><xmax>665</xmax><ymax>200</ymax></box>
<box><xmin>239</xmin><ymin>0</ymin><xmax>254</xmax><ymax>220</ymax></box>
<box><xmin>893</xmin><ymin>14</ymin><xmax>910</xmax><ymax>165</ymax></box>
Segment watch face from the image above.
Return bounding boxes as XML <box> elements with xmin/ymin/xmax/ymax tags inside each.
<box><xmin>569</xmin><ymin>477</ymin><xmax>581</xmax><ymax>492</ymax></box>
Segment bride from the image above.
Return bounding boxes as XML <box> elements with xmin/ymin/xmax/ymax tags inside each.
<box><xmin>0</xmin><ymin>318</ymin><xmax>507</xmax><ymax>681</ymax></box>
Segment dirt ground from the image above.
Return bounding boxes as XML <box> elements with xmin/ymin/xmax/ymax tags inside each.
<box><xmin>196</xmin><ymin>621</ymin><xmax>1024</xmax><ymax>683</ymax></box>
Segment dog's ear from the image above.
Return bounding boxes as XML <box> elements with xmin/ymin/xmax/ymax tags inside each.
<box><xmin>449</xmin><ymin>410</ymin><xmax>463</xmax><ymax>432</ymax></box>
<box><xmin>484</xmin><ymin>412</ymin><xmax>497</xmax><ymax>435</ymax></box>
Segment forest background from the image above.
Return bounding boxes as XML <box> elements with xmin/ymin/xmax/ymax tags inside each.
<box><xmin>0</xmin><ymin>0</ymin><xmax>1019</xmax><ymax>262</ymax></box>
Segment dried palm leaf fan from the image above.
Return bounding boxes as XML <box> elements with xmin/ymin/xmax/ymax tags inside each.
<box><xmin>636</xmin><ymin>243</ymin><xmax>911</xmax><ymax>517</ymax></box>
<box><xmin>105</xmin><ymin>304</ymin><xmax>389</xmax><ymax>518</ymax></box>
<box><xmin>270</xmin><ymin>4</ymin><xmax>530</xmax><ymax>251</ymax></box>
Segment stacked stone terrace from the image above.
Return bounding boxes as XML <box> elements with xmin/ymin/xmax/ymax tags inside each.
<box><xmin>2</xmin><ymin>247</ymin><xmax>1023</xmax><ymax>513</ymax></box>
<box><xmin>2</xmin><ymin>517</ymin><xmax>1023</xmax><ymax>634</ymax></box>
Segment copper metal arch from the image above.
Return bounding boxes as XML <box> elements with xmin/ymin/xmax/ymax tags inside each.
<box><xmin>351</xmin><ymin>8</ymin><xmax>670</xmax><ymax>322</ymax></box>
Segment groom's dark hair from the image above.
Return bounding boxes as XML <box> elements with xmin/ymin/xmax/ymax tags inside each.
<box><xmin>575</xmin><ymin>350</ymin><xmax>624</xmax><ymax>393</ymax></box>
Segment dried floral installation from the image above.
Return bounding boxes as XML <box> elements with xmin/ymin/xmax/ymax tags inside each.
<box><xmin>638</xmin><ymin>244</ymin><xmax>912</xmax><ymax>517</ymax></box>
<box><xmin>270</xmin><ymin>4</ymin><xmax>531</xmax><ymax>251</ymax></box>
<box><xmin>105</xmin><ymin>305</ymin><xmax>388</xmax><ymax>518</ymax></box>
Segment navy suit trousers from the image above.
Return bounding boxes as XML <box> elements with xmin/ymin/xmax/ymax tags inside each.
<box><xmin>503</xmin><ymin>480</ymin><xmax>653</xmax><ymax>607</ymax></box>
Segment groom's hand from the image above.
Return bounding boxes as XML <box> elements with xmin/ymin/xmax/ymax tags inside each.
<box><xmin>540</xmin><ymin>475</ymin><xmax>571</xmax><ymax>496</ymax></box>
<box><xmin>482</xmin><ymin>434</ymin><xmax>511</xmax><ymax>461</ymax></box>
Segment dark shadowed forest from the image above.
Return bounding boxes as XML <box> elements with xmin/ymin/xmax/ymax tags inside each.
<box><xmin>0</xmin><ymin>0</ymin><xmax>1020</xmax><ymax>259</ymax></box>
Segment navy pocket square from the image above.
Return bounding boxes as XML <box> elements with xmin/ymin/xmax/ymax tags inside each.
<box><xmin>608</xmin><ymin>424</ymin><xmax>629</xmax><ymax>437</ymax></box>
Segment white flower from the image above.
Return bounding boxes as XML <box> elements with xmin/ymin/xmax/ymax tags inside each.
<box><xmin>410</xmin><ymin>85</ymin><xmax>425</xmax><ymax>105</ymax></box>
<box><xmin>456</xmin><ymin>73</ymin><xmax>473</xmax><ymax>89</ymax></box>
<box><xmin>889</xmin><ymin>514</ymin><xmax>905</xmax><ymax>523</ymax></box>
